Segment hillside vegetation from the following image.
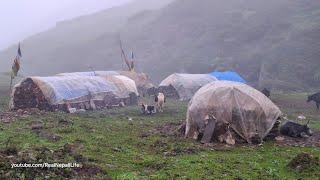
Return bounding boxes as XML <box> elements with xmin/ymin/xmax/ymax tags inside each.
<box><xmin>0</xmin><ymin>95</ymin><xmax>319</xmax><ymax>178</ymax></box>
<box><xmin>0</xmin><ymin>0</ymin><xmax>319</xmax><ymax>91</ymax></box>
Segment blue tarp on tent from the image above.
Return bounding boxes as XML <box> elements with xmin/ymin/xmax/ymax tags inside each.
<box><xmin>209</xmin><ymin>71</ymin><xmax>247</xmax><ymax>84</ymax></box>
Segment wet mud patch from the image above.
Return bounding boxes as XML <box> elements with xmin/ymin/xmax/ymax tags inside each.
<box><xmin>288</xmin><ymin>153</ymin><xmax>320</xmax><ymax>172</ymax></box>
<box><xmin>74</xmin><ymin>164</ymin><xmax>106</xmax><ymax>177</ymax></box>
<box><xmin>0</xmin><ymin>146</ymin><xmax>18</xmax><ymax>156</ymax></box>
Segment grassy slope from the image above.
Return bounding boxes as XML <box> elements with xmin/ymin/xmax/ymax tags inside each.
<box><xmin>0</xmin><ymin>94</ymin><xmax>319</xmax><ymax>179</ymax></box>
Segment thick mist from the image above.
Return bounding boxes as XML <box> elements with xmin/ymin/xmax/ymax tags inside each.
<box><xmin>0</xmin><ymin>0</ymin><xmax>319</xmax><ymax>91</ymax></box>
<box><xmin>0</xmin><ymin>0</ymin><xmax>133</xmax><ymax>50</ymax></box>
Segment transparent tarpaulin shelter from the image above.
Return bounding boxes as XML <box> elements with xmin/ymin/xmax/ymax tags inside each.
<box><xmin>10</xmin><ymin>76</ymin><xmax>119</xmax><ymax>108</ymax></box>
<box><xmin>159</xmin><ymin>73</ymin><xmax>217</xmax><ymax>100</ymax></box>
<box><xmin>10</xmin><ymin>75</ymin><xmax>141</xmax><ymax>111</ymax></box>
<box><xmin>57</xmin><ymin>70</ymin><xmax>154</xmax><ymax>95</ymax></box>
<box><xmin>118</xmin><ymin>71</ymin><xmax>154</xmax><ymax>90</ymax></box>
<box><xmin>57</xmin><ymin>72</ymin><xmax>139</xmax><ymax>98</ymax></box>
<box><xmin>104</xmin><ymin>75</ymin><xmax>139</xmax><ymax>97</ymax></box>
<box><xmin>185</xmin><ymin>81</ymin><xmax>282</xmax><ymax>143</ymax></box>
<box><xmin>57</xmin><ymin>71</ymin><xmax>120</xmax><ymax>77</ymax></box>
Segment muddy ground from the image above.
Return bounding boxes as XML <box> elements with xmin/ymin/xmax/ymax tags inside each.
<box><xmin>151</xmin><ymin>122</ymin><xmax>320</xmax><ymax>148</ymax></box>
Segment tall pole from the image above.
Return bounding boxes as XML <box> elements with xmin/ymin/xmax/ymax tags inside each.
<box><xmin>9</xmin><ymin>76</ymin><xmax>13</xmax><ymax>92</ymax></box>
<box><xmin>258</xmin><ymin>62</ymin><xmax>265</xmax><ymax>89</ymax></box>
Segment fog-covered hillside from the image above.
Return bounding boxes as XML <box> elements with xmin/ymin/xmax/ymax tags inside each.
<box><xmin>0</xmin><ymin>0</ymin><xmax>319</xmax><ymax>91</ymax></box>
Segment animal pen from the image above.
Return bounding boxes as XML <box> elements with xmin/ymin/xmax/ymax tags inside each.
<box><xmin>10</xmin><ymin>76</ymin><xmax>139</xmax><ymax>111</ymax></box>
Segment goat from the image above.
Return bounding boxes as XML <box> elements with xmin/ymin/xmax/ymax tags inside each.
<box><xmin>280</xmin><ymin>120</ymin><xmax>313</xmax><ymax>138</ymax></box>
<box><xmin>155</xmin><ymin>92</ymin><xmax>166</xmax><ymax>112</ymax></box>
<box><xmin>140</xmin><ymin>103</ymin><xmax>156</xmax><ymax>115</ymax></box>
<box><xmin>261</xmin><ymin>88</ymin><xmax>271</xmax><ymax>98</ymax></box>
<box><xmin>297</xmin><ymin>114</ymin><xmax>306</xmax><ymax>124</ymax></box>
<box><xmin>307</xmin><ymin>92</ymin><xmax>320</xmax><ymax>110</ymax></box>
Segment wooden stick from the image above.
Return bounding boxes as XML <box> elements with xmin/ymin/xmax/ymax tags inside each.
<box><xmin>9</xmin><ymin>75</ymin><xmax>13</xmax><ymax>92</ymax></box>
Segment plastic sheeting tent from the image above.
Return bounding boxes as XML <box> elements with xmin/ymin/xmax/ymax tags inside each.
<box><xmin>10</xmin><ymin>75</ymin><xmax>140</xmax><ymax>111</ymax></box>
<box><xmin>57</xmin><ymin>73</ymin><xmax>139</xmax><ymax>98</ymax></box>
<box><xmin>117</xmin><ymin>71</ymin><xmax>154</xmax><ymax>91</ymax></box>
<box><xmin>185</xmin><ymin>81</ymin><xmax>282</xmax><ymax>144</ymax></box>
<box><xmin>57</xmin><ymin>71</ymin><xmax>120</xmax><ymax>77</ymax></box>
<box><xmin>57</xmin><ymin>71</ymin><xmax>154</xmax><ymax>95</ymax></box>
<box><xmin>159</xmin><ymin>73</ymin><xmax>217</xmax><ymax>100</ymax></box>
<box><xmin>11</xmin><ymin>76</ymin><xmax>118</xmax><ymax>106</ymax></box>
<box><xmin>104</xmin><ymin>75</ymin><xmax>139</xmax><ymax>97</ymax></box>
<box><xmin>209</xmin><ymin>71</ymin><xmax>246</xmax><ymax>84</ymax></box>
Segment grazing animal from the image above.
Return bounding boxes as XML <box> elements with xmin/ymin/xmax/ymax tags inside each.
<box><xmin>297</xmin><ymin>114</ymin><xmax>306</xmax><ymax>124</ymax></box>
<box><xmin>261</xmin><ymin>88</ymin><xmax>271</xmax><ymax>98</ymax></box>
<box><xmin>280</xmin><ymin>120</ymin><xmax>313</xmax><ymax>138</ymax></box>
<box><xmin>307</xmin><ymin>92</ymin><xmax>320</xmax><ymax>109</ymax></box>
<box><xmin>155</xmin><ymin>93</ymin><xmax>166</xmax><ymax>112</ymax></box>
<box><xmin>141</xmin><ymin>103</ymin><xmax>156</xmax><ymax>115</ymax></box>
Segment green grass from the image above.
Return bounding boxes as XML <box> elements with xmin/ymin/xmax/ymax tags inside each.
<box><xmin>0</xmin><ymin>95</ymin><xmax>319</xmax><ymax>179</ymax></box>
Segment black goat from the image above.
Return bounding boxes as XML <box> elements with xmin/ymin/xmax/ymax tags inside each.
<box><xmin>261</xmin><ymin>88</ymin><xmax>271</xmax><ymax>98</ymax></box>
<box><xmin>141</xmin><ymin>103</ymin><xmax>156</xmax><ymax>115</ymax></box>
<box><xmin>307</xmin><ymin>92</ymin><xmax>320</xmax><ymax>109</ymax></box>
<box><xmin>280</xmin><ymin>120</ymin><xmax>313</xmax><ymax>138</ymax></box>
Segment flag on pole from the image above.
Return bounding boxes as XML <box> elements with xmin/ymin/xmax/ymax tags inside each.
<box><xmin>11</xmin><ymin>43</ymin><xmax>22</xmax><ymax>79</ymax></box>
<box><xmin>17</xmin><ymin>43</ymin><xmax>22</xmax><ymax>58</ymax></box>
<box><xmin>130</xmin><ymin>51</ymin><xmax>135</xmax><ymax>72</ymax></box>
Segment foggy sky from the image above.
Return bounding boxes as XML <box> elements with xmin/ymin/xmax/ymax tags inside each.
<box><xmin>0</xmin><ymin>0</ymin><xmax>133</xmax><ymax>50</ymax></box>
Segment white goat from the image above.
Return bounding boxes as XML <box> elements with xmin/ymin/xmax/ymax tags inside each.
<box><xmin>155</xmin><ymin>92</ymin><xmax>166</xmax><ymax>112</ymax></box>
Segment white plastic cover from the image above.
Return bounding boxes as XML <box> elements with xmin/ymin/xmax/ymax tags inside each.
<box><xmin>22</xmin><ymin>76</ymin><xmax>119</xmax><ymax>105</ymax></box>
<box><xmin>57</xmin><ymin>71</ymin><xmax>154</xmax><ymax>90</ymax></box>
<box><xmin>104</xmin><ymin>75</ymin><xmax>139</xmax><ymax>97</ymax></box>
<box><xmin>185</xmin><ymin>81</ymin><xmax>282</xmax><ymax>143</ymax></box>
<box><xmin>118</xmin><ymin>71</ymin><xmax>154</xmax><ymax>89</ymax></box>
<box><xmin>159</xmin><ymin>73</ymin><xmax>217</xmax><ymax>100</ymax></box>
<box><xmin>57</xmin><ymin>71</ymin><xmax>120</xmax><ymax>77</ymax></box>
